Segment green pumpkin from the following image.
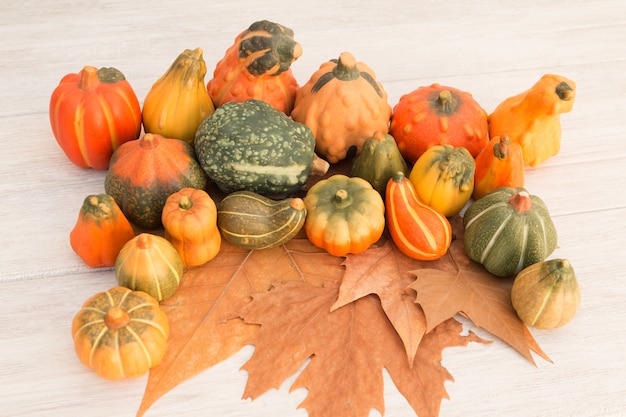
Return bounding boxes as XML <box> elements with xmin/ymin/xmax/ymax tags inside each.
<box><xmin>462</xmin><ymin>187</ymin><xmax>557</xmax><ymax>277</ymax></box>
<box><xmin>351</xmin><ymin>131</ymin><xmax>408</xmax><ymax>197</ymax></box>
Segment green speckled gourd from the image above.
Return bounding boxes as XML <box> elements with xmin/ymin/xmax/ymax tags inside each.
<box><xmin>351</xmin><ymin>131</ymin><xmax>408</xmax><ymax>197</ymax></box>
<box><xmin>194</xmin><ymin>99</ymin><xmax>316</xmax><ymax>195</ymax></box>
<box><xmin>217</xmin><ymin>191</ymin><xmax>307</xmax><ymax>249</ymax></box>
<box><xmin>462</xmin><ymin>187</ymin><xmax>557</xmax><ymax>277</ymax></box>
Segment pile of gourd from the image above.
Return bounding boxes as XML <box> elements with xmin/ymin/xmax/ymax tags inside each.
<box><xmin>52</xmin><ymin>20</ymin><xmax>580</xmax><ymax>381</ymax></box>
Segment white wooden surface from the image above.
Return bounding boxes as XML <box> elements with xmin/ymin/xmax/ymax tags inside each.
<box><xmin>1</xmin><ymin>1</ymin><xmax>625</xmax><ymax>416</ymax></box>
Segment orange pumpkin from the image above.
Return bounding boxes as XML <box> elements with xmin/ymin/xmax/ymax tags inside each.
<box><xmin>72</xmin><ymin>286</ymin><xmax>169</xmax><ymax>380</ymax></box>
<box><xmin>69</xmin><ymin>194</ymin><xmax>135</xmax><ymax>268</ymax></box>
<box><xmin>162</xmin><ymin>188</ymin><xmax>221</xmax><ymax>266</ymax></box>
<box><xmin>390</xmin><ymin>83</ymin><xmax>489</xmax><ymax>164</ymax></box>
<box><xmin>49</xmin><ymin>66</ymin><xmax>142</xmax><ymax>169</ymax></box>
<box><xmin>207</xmin><ymin>20</ymin><xmax>302</xmax><ymax>115</ymax></box>
<box><xmin>473</xmin><ymin>134</ymin><xmax>525</xmax><ymax>199</ymax></box>
<box><xmin>291</xmin><ymin>52</ymin><xmax>392</xmax><ymax>163</ymax></box>
<box><xmin>385</xmin><ymin>172</ymin><xmax>452</xmax><ymax>261</ymax></box>
<box><xmin>488</xmin><ymin>74</ymin><xmax>576</xmax><ymax>167</ymax></box>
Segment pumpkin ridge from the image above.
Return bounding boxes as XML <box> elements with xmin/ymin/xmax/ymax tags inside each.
<box><xmin>480</xmin><ymin>214</ymin><xmax>512</xmax><ymax>264</ymax></box>
<box><xmin>131</xmin><ymin>317</ymin><xmax>169</xmax><ymax>338</ymax></box>
<box><xmin>514</xmin><ymin>223</ymin><xmax>530</xmax><ymax>274</ymax></box>
<box><xmin>124</xmin><ymin>324</ymin><xmax>153</xmax><ymax>368</ymax></box>
<box><xmin>360</xmin><ymin>72</ymin><xmax>384</xmax><ymax>98</ymax></box>
<box><xmin>463</xmin><ymin>201</ymin><xmax>509</xmax><ymax>230</ymax></box>
<box><xmin>311</xmin><ymin>72</ymin><xmax>335</xmax><ymax>93</ymax></box>
<box><xmin>88</xmin><ymin>326</ymin><xmax>108</xmax><ymax>370</ymax></box>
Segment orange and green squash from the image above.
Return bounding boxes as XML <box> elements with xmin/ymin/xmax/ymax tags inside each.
<box><xmin>71</xmin><ymin>286</ymin><xmax>169</xmax><ymax>380</ymax></box>
<box><xmin>161</xmin><ymin>188</ymin><xmax>221</xmax><ymax>266</ymax></box>
<box><xmin>69</xmin><ymin>194</ymin><xmax>135</xmax><ymax>268</ymax></box>
<box><xmin>291</xmin><ymin>52</ymin><xmax>392</xmax><ymax>163</ymax></box>
<box><xmin>49</xmin><ymin>66</ymin><xmax>141</xmax><ymax>170</ymax></box>
<box><xmin>472</xmin><ymin>134</ymin><xmax>525</xmax><ymax>200</ymax></box>
<box><xmin>385</xmin><ymin>172</ymin><xmax>452</xmax><ymax>261</ymax></box>
<box><xmin>390</xmin><ymin>83</ymin><xmax>489</xmax><ymax>164</ymax></box>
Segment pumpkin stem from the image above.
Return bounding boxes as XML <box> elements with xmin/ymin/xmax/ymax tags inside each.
<box><xmin>139</xmin><ymin>133</ymin><xmax>160</xmax><ymax>149</ymax></box>
<box><xmin>392</xmin><ymin>171</ymin><xmax>407</xmax><ymax>183</ymax></box>
<box><xmin>104</xmin><ymin>307</ymin><xmax>130</xmax><ymax>330</ymax></box>
<box><xmin>333</xmin><ymin>189</ymin><xmax>353</xmax><ymax>208</ymax></box>
<box><xmin>493</xmin><ymin>135</ymin><xmax>511</xmax><ymax>160</ymax></box>
<box><xmin>333</xmin><ymin>52</ymin><xmax>360</xmax><ymax>81</ymax></box>
<box><xmin>136</xmin><ymin>233</ymin><xmax>154</xmax><ymax>249</ymax></box>
<box><xmin>178</xmin><ymin>195</ymin><xmax>194</xmax><ymax>211</ymax></box>
<box><xmin>372</xmin><ymin>131</ymin><xmax>386</xmax><ymax>142</ymax></box>
<box><xmin>289</xmin><ymin>198</ymin><xmax>306</xmax><ymax>212</ymax></box>
<box><xmin>509</xmin><ymin>191</ymin><xmax>533</xmax><ymax>212</ymax></box>
<box><xmin>96</xmin><ymin>67</ymin><xmax>126</xmax><ymax>84</ymax></box>
<box><xmin>555</xmin><ymin>81</ymin><xmax>575</xmax><ymax>101</ymax></box>
<box><xmin>437</xmin><ymin>90</ymin><xmax>457</xmax><ymax>114</ymax></box>
<box><xmin>78</xmin><ymin>66</ymin><xmax>100</xmax><ymax>90</ymax></box>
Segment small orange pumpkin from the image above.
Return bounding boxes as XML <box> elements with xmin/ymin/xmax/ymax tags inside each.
<box><xmin>69</xmin><ymin>194</ymin><xmax>135</xmax><ymax>268</ymax></box>
<box><xmin>390</xmin><ymin>83</ymin><xmax>489</xmax><ymax>164</ymax></box>
<box><xmin>291</xmin><ymin>52</ymin><xmax>392</xmax><ymax>163</ymax></box>
<box><xmin>385</xmin><ymin>172</ymin><xmax>452</xmax><ymax>261</ymax></box>
<box><xmin>473</xmin><ymin>134</ymin><xmax>525</xmax><ymax>199</ymax></box>
<box><xmin>207</xmin><ymin>20</ymin><xmax>302</xmax><ymax>115</ymax></box>
<box><xmin>161</xmin><ymin>188</ymin><xmax>221</xmax><ymax>266</ymax></box>
<box><xmin>488</xmin><ymin>74</ymin><xmax>576</xmax><ymax>167</ymax></box>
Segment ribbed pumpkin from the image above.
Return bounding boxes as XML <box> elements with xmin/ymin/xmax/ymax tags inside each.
<box><xmin>291</xmin><ymin>52</ymin><xmax>392</xmax><ymax>163</ymax></box>
<box><xmin>463</xmin><ymin>187</ymin><xmax>558</xmax><ymax>277</ymax></box>
<box><xmin>115</xmin><ymin>233</ymin><xmax>184</xmax><ymax>301</ymax></box>
<box><xmin>161</xmin><ymin>188</ymin><xmax>221</xmax><ymax>266</ymax></box>
<box><xmin>390</xmin><ymin>83</ymin><xmax>489</xmax><ymax>164</ymax></box>
<box><xmin>69</xmin><ymin>194</ymin><xmax>135</xmax><ymax>268</ymax></box>
<box><xmin>511</xmin><ymin>258</ymin><xmax>580</xmax><ymax>329</ymax></box>
<box><xmin>71</xmin><ymin>286</ymin><xmax>169</xmax><ymax>380</ymax></box>
<box><xmin>385</xmin><ymin>172</ymin><xmax>452</xmax><ymax>260</ymax></box>
<box><xmin>105</xmin><ymin>133</ymin><xmax>207</xmax><ymax>228</ymax></box>
<box><xmin>217</xmin><ymin>191</ymin><xmax>307</xmax><ymax>250</ymax></box>
<box><xmin>351</xmin><ymin>131</ymin><xmax>409</xmax><ymax>197</ymax></box>
<box><xmin>473</xmin><ymin>134</ymin><xmax>525</xmax><ymax>200</ymax></box>
<box><xmin>207</xmin><ymin>20</ymin><xmax>302</xmax><ymax>115</ymax></box>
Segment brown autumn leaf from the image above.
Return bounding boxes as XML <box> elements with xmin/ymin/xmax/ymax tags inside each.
<box><xmin>136</xmin><ymin>235</ymin><xmax>345</xmax><ymax>417</ymax></box>
<box><xmin>240</xmin><ymin>280</ymin><xmax>487</xmax><ymax>417</ymax></box>
<box><xmin>409</xmin><ymin>217</ymin><xmax>551</xmax><ymax>365</ymax></box>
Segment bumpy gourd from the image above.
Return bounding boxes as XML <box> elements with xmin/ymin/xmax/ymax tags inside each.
<box><xmin>217</xmin><ymin>191</ymin><xmax>307</xmax><ymax>249</ymax></box>
<box><xmin>463</xmin><ymin>187</ymin><xmax>558</xmax><ymax>277</ymax></box>
<box><xmin>304</xmin><ymin>174</ymin><xmax>385</xmax><ymax>256</ymax></box>
<box><xmin>409</xmin><ymin>144</ymin><xmax>475</xmax><ymax>217</ymax></box>
<box><xmin>71</xmin><ymin>286</ymin><xmax>169</xmax><ymax>380</ymax></box>
<box><xmin>488</xmin><ymin>74</ymin><xmax>576</xmax><ymax>167</ymax></box>
<box><xmin>162</xmin><ymin>188</ymin><xmax>221</xmax><ymax>266</ymax></box>
<box><xmin>473</xmin><ymin>134</ymin><xmax>525</xmax><ymax>200</ymax></box>
<box><xmin>115</xmin><ymin>233</ymin><xmax>184</xmax><ymax>301</ymax></box>
<box><xmin>69</xmin><ymin>194</ymin><xmax>135</xmax><ymax>268</ymax></box>
<box><xmin>511</xmin><ymin>258</ymin><xmax>580</xmax><ymax>329</ymax></box>
<box><xmin>390</xmin><ymin>83</ymin><xmax>489</xmax><ymax>164</ymax></box>
<box><xmin>291</xmin><ymin>52</ymin><xmax>392</xmax><ymax>163</ymax></box>
<box><xmin>207</xmin><ymin>20</ymin><xmax>302</xmax><ymax>114</ymax></box>
<box><xmin>142</xmin><ymin>47</ymin><xmax>215</xmax><ymax>145</ymax></box>
<box><xmin>385</xmin><ymin>172</ymin><xmax>452</xmax><ymax>260</ymax></box>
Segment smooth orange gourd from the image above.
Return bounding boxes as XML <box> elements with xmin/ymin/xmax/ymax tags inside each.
<box><xmin>473</xmin><ymin>134</ymin><xmax>525</xmax><ymax>199</ymax></box>
<box><xmin>69</xmin><ymin>194</ymin><xmax>135</xmax><ymax>268</ymax></box>
<box><xmin>162</xmin><ymin>188</ymin><xmax>221</xmax><ymax>266</ymax></box>
<box><xmin>207</xmin><ymin>20</ymin><xmax>302</xmax><ymax>115</ymax></box>
<box><xmin>291</xmin><ymin>52</ymin><xmax>392</xmax><ymax>163</ymax></box>
<box><xmin>488</xmin><ymin>74</ymin><xmax>576</xmax><ymax>167</ymax></box>
<box><xmin>385</xmin><ymin>172</ymin><xmax>452</xmax><ymax>261</ymax></box>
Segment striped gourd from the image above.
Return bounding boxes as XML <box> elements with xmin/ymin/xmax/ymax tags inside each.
<box><xmin>462</xmin><ymin>187</ymin><xmax>557</xmax><ymax>277</ymax></box>
<box><xmin>217</xmin><ymin>191</ymin><xmax>307</xmax><ymax>250</ymax></box>
<box><xmin>385</xmin><ymin>172</ymin><xmax>452</xmax><ymax>260</ymax></box>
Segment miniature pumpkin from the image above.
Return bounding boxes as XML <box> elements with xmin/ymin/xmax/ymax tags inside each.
<box><xmin>217</xmin><ymin>191</ymin><xmax>307</xmax><ymax>250</ymax></box>
<box><xmin>105</xmin><ymin>133</ymin><xmax>207</xmax><ymax>228</ymax></box>
<box><xmin>463</xmin><ymin>187</ymin><xmax>558</xmax><ymax>277</ymax></box>
<box><xmin>303</xmin><ymin>174</ymin><xmax>385</xmax><ymax>256</ymax></box>
<box><xmin>473</xmin><ymin>134</ymin><xmax>525</xmax><ymax>200</ymax></box>
<box><xmin>207</xmin><ymin>20</ymin><xmax>302</xmax><ymax>114</ymax></box>
<box><xmin>49</xmin><ymin>66</ymin><xmax>141</xmax><ymax>169</ymax></box>
<box><xmin>390</xmin><ymin>83</ymin><xmax>489</xmax><ymax>164</ymax></box>
<box><xmin>385</xmin><ymin>172</ymin><xmax>452</xmax><ymax>261</ymax></box>
<box><xmin>142</xmin><ymin>47</ymin><xmax>215</xmax><ymax>145</ymax></box>
<box><xmin>115</xmin><ymin>233</ymin><xmax>184</xmax><ymax>301</ymax></box>
<box><xmin>69</xmin><ymin>194</ymin><xmax>135</xmax><ymax>268</ymax></box>
<box><xmin>71</xmin><ymin>286</ymin><xmax>169</xmax><ymax>380</ymax></box>
<box><xmin>291</xmin><ymin>52</ymin><xmax>392</xmax><ymax>163</ymax></box>
<box><xmin>511</xmin><ymin>258</ymin><xmax>580</xmax><ymax>329</ymax></box>
<box><xmin>488</xmin><ymin>74</ymin><xmax>576</xmax><ymax>167</ymax></box>
<box><xmin>161</xmin><ymin>188</ymin><xmax>221</xmax><ymax>266</ymax></box>
<box><xmin>351</xmin><ymin>131</ymin><xmax>409</xmax><ymax>197</ymax></box>
<box><xmin>409</xmin><ymin>144</ymin><xmax>475</xmax><ymax>217</ymax></box>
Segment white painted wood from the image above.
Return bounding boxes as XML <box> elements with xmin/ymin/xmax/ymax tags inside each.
<box><xmin>1</xmin><ymin>0</ymin><xmax>625</xmax><ymax>416</ymax></box>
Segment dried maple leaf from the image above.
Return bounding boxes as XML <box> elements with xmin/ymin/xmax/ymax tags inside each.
<box><xmin>136</xmin><ymin>235</ymin><xmax>344</xmax><ymax>417</ymax></box>
<box><xmin>331</xmin><ymin>235</ymin><xmax>456</xmax><ymax>367</ymax></box>
<box><xmin>408</xmin><ymin>217</ymin><xmax>551</xmax><ymax>365</ymax></box>
<box><xmin>240</xmin><ymin>280</ymin><xmax>486</xmax><ymax>417</ymax></box>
